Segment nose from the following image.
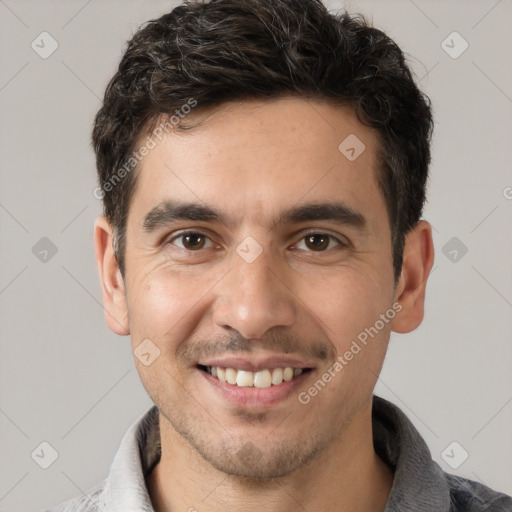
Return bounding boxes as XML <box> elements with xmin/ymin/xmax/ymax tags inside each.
<box><xmin>212</xmin><ymin>250</ymin><xmax>296</xmax><ymax>340</ymax></box>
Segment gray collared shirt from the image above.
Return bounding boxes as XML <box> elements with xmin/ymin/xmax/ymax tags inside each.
<box><xmin>44</xmin><ymin>396</ymin><xmax>512</xmax><ymax>511</ymax></box>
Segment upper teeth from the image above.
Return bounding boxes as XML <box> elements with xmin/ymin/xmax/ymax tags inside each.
<box><xmin>207</xmin><ymin>366</ymin><xmax>303</xmax><ymax>388</ymax></box>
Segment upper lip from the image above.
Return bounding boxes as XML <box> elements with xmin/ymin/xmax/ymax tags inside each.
<box><xmin>198</xmin><ymin>355</ymin><xmax>315</xmax><ymax>372</ymax></box>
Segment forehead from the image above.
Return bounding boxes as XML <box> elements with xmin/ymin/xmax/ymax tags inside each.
<box><xmin>130</xmin><ymin>97</ymin><xmax>387</xmax><ymax>233</ymax></box>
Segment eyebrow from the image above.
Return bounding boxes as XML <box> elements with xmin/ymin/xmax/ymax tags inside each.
<box><xmin>142</xmin><ymin>200</ymin><xmax>367</xmax><ymax>233</ymax></box>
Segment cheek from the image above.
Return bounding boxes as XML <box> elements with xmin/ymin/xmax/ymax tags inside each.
<box><xmin>306</xmin><ymin>271</ymin><xmax>393</xmax><ymax>407</ymax></box>
<box><xmin>301</xmin><ymin>266</ymin><xmax>393</xmax><ymax>353</ymax></box>
<box><xmin>127</xmin><ymin>267</ymin><xmax>204</xmax><ymax>347</ymax></box>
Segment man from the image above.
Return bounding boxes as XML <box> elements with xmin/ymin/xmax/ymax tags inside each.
<box><xmin>46</xmin><ymin>0</ymin><xmax>512</xmax><ymax>510</ymax></box>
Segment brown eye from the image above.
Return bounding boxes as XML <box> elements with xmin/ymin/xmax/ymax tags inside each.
<box><xmin>296</xmin><ymin>232</ymin><xmax>342</xmax><ymax>252</ymax></box>
<box><xmin>171</xmin><ymin>232</ymin><xmax>212</xmax><ymax>250</ymax></box>
<box><xmin>305</xmin><ymin>234</ymin><xmax>330</xmax><ymax>251</ymax></box>
<box><xmin>183</xmin><ymin>233</ymin><xmax>205</xmax><ymax>250</ymax></box>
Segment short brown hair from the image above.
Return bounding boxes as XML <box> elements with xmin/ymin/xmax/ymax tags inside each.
<box><xmin>92</xmin><ymin>0</ymin><xmax>433</xmax><ymax>279</ymax></box>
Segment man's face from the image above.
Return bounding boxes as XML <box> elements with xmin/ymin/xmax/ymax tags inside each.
<box><xmin>120</xmin><ymin>97</ymin><xmax>399</xmax><ymax>478</ymax></box>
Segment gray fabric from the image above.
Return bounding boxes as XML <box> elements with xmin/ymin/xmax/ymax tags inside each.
<box><xmin>43</xmin><ymin>396</ymin><xmax>512</xmax><ymax>511</ymax></box>
<box><xmin>372</xmin><ymin>396</ymin><xmax>512</xmax><ymax>511</ymax></box>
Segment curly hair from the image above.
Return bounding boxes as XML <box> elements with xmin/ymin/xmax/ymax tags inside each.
<box><xmin>92</xmin><ymin>0</ymin><xmax>433</xmax><ymax>279</ymax></box>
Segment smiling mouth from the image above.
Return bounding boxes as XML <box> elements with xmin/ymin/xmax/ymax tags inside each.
<box><xmin>197</xmin><ymin>365</ymin><xmax>312</xmax><ymax>388</ymax></box>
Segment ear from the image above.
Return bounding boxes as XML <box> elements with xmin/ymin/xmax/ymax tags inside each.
<box><xmin>391</xmin><ymin>220</ymin><xmax>435</xmax><ymax>334</ymax></box>
<box><xmin>94</xmin><ymin>216</ymin><xmax>130</xmax><ymax>335</ymax></box>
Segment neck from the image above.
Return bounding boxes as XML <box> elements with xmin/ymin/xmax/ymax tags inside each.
<box><xmin>147</xmin><ymin>400</ymin><xmax>393</xmax><ymax>512</ymax></box>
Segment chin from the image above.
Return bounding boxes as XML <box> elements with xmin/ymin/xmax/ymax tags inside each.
<box><xmin>178</xmin><ymin>424</ymin><xmax>326</xmax><ymax>481</ymax></box>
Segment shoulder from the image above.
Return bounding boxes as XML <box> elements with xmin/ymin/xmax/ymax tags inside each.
<box><xmin>446</xmin><ymin>473</ymin><xmax>512</xmax><ymax>512</ymax></box>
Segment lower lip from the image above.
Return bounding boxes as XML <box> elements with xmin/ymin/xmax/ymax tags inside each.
<box><xmin>198</xmin><ymin>368</ymin><xmax>312</xmax><ymax>408</ymax></box>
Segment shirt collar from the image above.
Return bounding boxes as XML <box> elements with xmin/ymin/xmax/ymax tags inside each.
<box><xmin>373</xmin><ymin>396</ymin><xmax>451</xmax><ymax>511</ymax></box>
<box><xmin>102</xmin><ymin>406</ymin><xmax>159</xmax><ymax>511</ymax></box>
<box><xmin>102</xmin><ymin>396</ymin><xmax>451</xmax><ymax>511</ymax></box>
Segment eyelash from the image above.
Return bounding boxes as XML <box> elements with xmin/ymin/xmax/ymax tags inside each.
<box><xmin>167</xmin><ymin>230</ymin><xmax>347</xmax><ymax>253</ymax></box>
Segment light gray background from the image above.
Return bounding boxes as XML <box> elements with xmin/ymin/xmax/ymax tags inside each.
<box><xmin>0</xmin><ymin>1</ymin><xmax>511</xmax><ymax>510</ymax></box>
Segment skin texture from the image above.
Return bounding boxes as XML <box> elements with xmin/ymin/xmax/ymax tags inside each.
<box><xmin>95</xmin><ymin>97</ymin><xmax>434</xmax><ymax>512</ymax></box>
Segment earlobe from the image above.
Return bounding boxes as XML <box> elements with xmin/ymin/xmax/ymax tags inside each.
<box><xmin>391</xmin><ymin>220</ymin><xmax>435</xmax><ymax>334</ymax></box>
<box><xmin>94</xmin><ymin>216</ymin><xmax>130</xmax><ymax>335</ymax></box>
